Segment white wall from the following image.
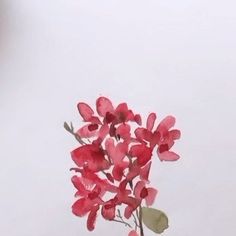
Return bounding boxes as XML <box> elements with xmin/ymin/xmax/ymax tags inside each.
<box><xmin>1</xmin><ymin>1</ymin><xmax>236</xmax><ymax>236</ymax></box>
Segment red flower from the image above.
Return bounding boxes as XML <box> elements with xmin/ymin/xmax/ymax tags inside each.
<box><xmin>71</xmin><ymin>144</ymin><xmax>110</xmax><ymax>172</ymax></box>
<box><xmin>105</xmin><ymin>138</ymin><xmax>129</xmax><ymax>181</ymax></box>
<box><xmin>72</xmin><ymin>167</ymin><xmax>117</xmax><ymax>194</ymax></box>
<box><xmin>115</xmin><ymin>180</ymin><xmax>141</xmax><ymax>219</ymax></box>
<box><xmin>155</xmin><ymin>116</ymin><xmax>181</xmax><ymax>161</ymax></box>
<box><xmin>135</xmin><ymin>114</ymin><xmax>181</xmax><ymax>161</ymax></box>
<box><xmin>77</xmin><ymin>102</ymin><xmax>102</xmax><ymax>138</ymax></box>
<box><xmin>129</xmin><ymin>144</ymin><xmax>152</xmax><ymax>166</ymax></box>
<box><xmin>71</xmin><ymin>177</ymin><xmax>103</xmax><ymax>231</ymax></box>
<box><xmin>77</xmin><ymin>102</ymin><xmax>94</xmax><ymax>122</ymax></box>
<box><xmin>96</xmin><ymin>96</ymin><xmax>142</xmax><ymax>125</ymax></box>
<box><xmin>126</xmin><ymin>160</ymin><xmax>152</xmax><ymax>183</ymax></box>
<box><xmin>96</xmin><ymin>97</ymin><xmax>114</xmax><ymax>117</ymax></box>
<box><xmin>101</xmin><ymin>197</ymin><xmax>118</xmax><ymax>220</ymax></box>
<box><xmin>134</xmin><ymin>180</ymin><xmax>157</xmax><ymax>206</ymax></box>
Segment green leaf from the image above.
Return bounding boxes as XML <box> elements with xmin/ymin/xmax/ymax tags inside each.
<box><xmin>141</xmin><ymin>207</ymin><xmax>169</xmax><ymax>234</ymax></box>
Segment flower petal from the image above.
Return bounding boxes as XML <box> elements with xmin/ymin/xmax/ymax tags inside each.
<box><xmin>105</xmin><ymin>139</ymin><xmax>127</xmax><ymax>165</ymax></box>
<box><xmin>71</xmin><ymin>144</ymin><xmax>110</xmax><ymax>172</ymax></box>
<box><xmin>105</xmin><ymin>112</ymin><xmax>116</xmax><ymax>123</ymax></box>
<box><xmin>134</xmin><ymin>181</ymin><xmax>145</xmax><ymax>199</ymax></box>
<box><xmin>77</xmin><ymin>102</ymin><xmax>94</xmax><ymax>121</ymax></box>
<box><xmin>157</xmin><ymin>150</ymin><xmax>180</xmax><ymax>161</ymax></box>
<box><xmin>123</xmin><ymin>197</ymin><xmax>140</xmax><ymax>219</ymax></box>
<box><xmin>156</xmin><ymin>115</ymin><xmax>176</xmax><ymax>131</ymax></box>
<box><xmin>124</xmin><ymin>205</ymin><xmax>134</xmax><ymax>219</ymax></box>
<box><xmin>116</xmin><ymin>124</ymin><xmax>131</xmax><ymax>141</ymax></box>
<box><xmin>98</xmin><ymin>124</ymin><xmax>109</xmax><ymax>141</ymax></box>
<box><xmin>71</xmin><ymin>176</ymin><xmax>88</xmax><ymax>197</ymax></box>
<box><xmin>112</xmin><ymin>162</ymin><xmax>129</xmax><ymax>181</ymax></box>
<box><xmin>145</xmin><ymin>188</ymin><xmax>158</xmax><ymax>206</ymax></box>
<box><xmin>87</xmin><ymin>204</ymin><xmax>99</xmax><ymax>231</ymax></box>
<box><xmin>96</xmin><ymin>97</ymin><xmax>114</xmax><ymax>117</ymax></box>
<box><xmin>77</xmin><ymin>124</ymin><xmax>97</xmax><ymax>138</ymax></box>
<box><xmin>126</xmin><ymin>162</ymin><xmax>141</xmax><ymax>182</ymax></box>
<box><xmin>72</xmin><ymin>198</ymin><xmax>91</xmax><ymax>216</ymax></box>
<box><xmin>134</xmin><ymin>114</ymin><xmax>142</xmax><ymax>125</ymax></box>
<box><xmin>169</xmin><ymin>129</ymin><xmax>181</xmax><ymax>140</ymax></box>
<box><xmin>129</xmin><ymin>144</ymin><xmax>152</xmax><ymax>166</ymax></box>
<box><xmin>88</xmin><ymin>116</ymin><xmax>102</xmax><ymax>124</ymax></box>
<box><xmin>101</xmin><ymin>199</ymin><xmax>116</xmax><ymax>220</ymax></box>
<box><xmin>140</xmin><ymin>162</ymin><xmax>152</xmax><ymax>182</ymax></box>
<box><xmin>88</xmin><ymin>124</ymin><xmax>99</xmax><ymax>131</ymax></box>
<box><xmin>115</xmin><ymin>103</ymin><xmax>135</xmax><ymax>122</ymax></box>
<box><xmin>134</xmin><ymin>128</ymin><xmax>152</xmax><ymax>143</ymax></box>
<box><xmin>146</xmin><ymin>113</ymin><xmax>156</xmax><ymax>131</ymax></box>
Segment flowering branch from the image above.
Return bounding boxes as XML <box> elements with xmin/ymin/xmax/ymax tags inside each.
<box><xmin>65</xmin><ymin>97</ymin><xmax>181</xmax><ymax>236</ymax></box>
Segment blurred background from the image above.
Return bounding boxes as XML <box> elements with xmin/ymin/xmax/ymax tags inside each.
<box><xmin>0</xmin><ymin>0</ymin><xmax>236</xmax><ymax>235</ymax></box>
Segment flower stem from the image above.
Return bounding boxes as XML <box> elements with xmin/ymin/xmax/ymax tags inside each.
<box><xmin>132</xmin><ymin>212</ymin><xmax>140</xmax><ymax>231</ymax></box>
<box><xmin>138</xmin><ymin>206</ymin><xmax>144</xmax><ymax>236</ymax></box>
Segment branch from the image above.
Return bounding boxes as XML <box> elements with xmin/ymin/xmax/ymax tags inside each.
<box><xmin>64</xmin><ymin>122</ymin><xmax>86</xmax><ymax>145</ymax></box>
<box><xmin>111</xmin><ymin>219</ymin><xmax>132</xmax><ymax>228</ymax></box>
<box><xmin>132</xmin><ymin>212</ymin><xmax>140</xmax><ymax>231</ymax></box>
<box><xmin>113</xmin><ymin>209</ymin><xmax>132</xmax><ymax>228</ymax></box>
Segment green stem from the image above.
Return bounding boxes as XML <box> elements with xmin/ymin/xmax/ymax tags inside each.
<box><xmin>138</xmin><ymin>206</ymin><xmax>144</xmax><ymax>236</ymax></box>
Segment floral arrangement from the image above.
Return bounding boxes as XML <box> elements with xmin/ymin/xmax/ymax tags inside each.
<box><xmin>64</xmin><ymin>97</ymin><xmax>181</xmax><ymax>236</ymax></box>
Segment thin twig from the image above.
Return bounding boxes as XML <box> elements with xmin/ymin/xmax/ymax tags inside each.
<box><xmin>132</xmin><ymin>212</ymin><xmax>140</xmax><ymax>231</ymax></box>
<box><xmin>138</xmin><ymin>206</ymin><xmax>144</xmax><ymax>236</ymax></box>
<box><xmin>113</xmin><ymin>209</ymin><xmax>132</xmax><ymax>228</ymax></box>
<box><xmin>64</xmin><ymin>122</ymin><xmax>86</xmax><ymax>145</ymax></box>
<box><xmin>136</xmin><ymin>209</ymin><xmax>139</xmax><ymax>220</ymax></box>
<box><xmin>111</xmin><ymin>219</ymin><xmax>132</xmax><ymax>228</ymax></box>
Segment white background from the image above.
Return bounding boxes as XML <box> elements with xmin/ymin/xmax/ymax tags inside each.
<box><xmin>1</xmin><ymin>0</ymin><xmax>236</xmax><ymax>236</ymax></box>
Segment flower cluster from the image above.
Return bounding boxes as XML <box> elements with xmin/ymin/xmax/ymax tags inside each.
<box><xmin>65</xmin><ymin>97</ymin><xmax>181</xmax><ymax>236</ymax></box>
